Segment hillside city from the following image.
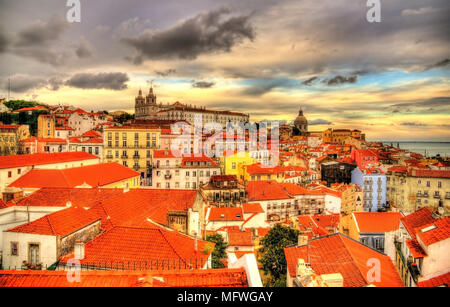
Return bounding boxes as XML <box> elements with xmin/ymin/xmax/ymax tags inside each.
<box><xmin>0</xmin><ymin>89</ymin><xmax>448</xmax><ymax>288</ymax></box>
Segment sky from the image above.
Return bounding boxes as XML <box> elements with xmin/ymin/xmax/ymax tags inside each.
<box><xmin>0</xmin><ymin>0</ymin><xmax>449</xmax><ymax>141</ymax></box>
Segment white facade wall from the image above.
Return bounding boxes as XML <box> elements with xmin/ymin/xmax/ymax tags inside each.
<box><xmin>2</xmin><ymin>232</ymin><xmax>58</xmax><ymax>269</ymax></box>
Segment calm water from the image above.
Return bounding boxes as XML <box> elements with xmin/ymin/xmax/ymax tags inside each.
<box><xmin>382</xmin><ymin>142</ymin><xmax>450</xmax><ymax>157</ymax></box>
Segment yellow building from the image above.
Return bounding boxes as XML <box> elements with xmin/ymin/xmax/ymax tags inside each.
<box><xmin>239</xmin><ymin>163</ymin><xmax>285</xmax><ymax>183</ymax></box>
<box><xmin>103</xmin><ymin>126</ymin><xmax>161</xmax><ymax>179</ymax></box>
<box><xmin>386</xmin><ymin>167</ymin><xmax>450</xmax><ymax>214</ymax></box>
<box><xmin>323</xmin><ymin>128</ymin><xmax>364</xmax><ymax>145</ymax></box>
<box><xmin>0</xmin><ymin>124</ymin><xmax>30</xmax><ymax>155</ymax></box>
<box><xmin>219</xmin><ymin>151</ymin><xmax>255</xmax><ymax>177</ymax></box>
<box><xmin>37</xmin><ymin>115</ymin><xmax>55</xmax><ymax>138</ymax></box>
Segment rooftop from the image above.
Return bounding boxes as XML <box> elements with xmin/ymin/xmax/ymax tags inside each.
<box><xmin>284</xmin><ymin>234</ymin><xmax>403</xmax><ymax>287</ymax></box>
<box><xmin>0</xmin><ymin>268</ymin><xmax>248</xmax><ymax>287</ymax></box>
<box><xmin>8</xmin><ymin>163</ymin><xmax>139</xmax><ymax>189</ymax></box>
<box><xmin>0</xmin><ymin>152</ymin><xmax>98</xmax><ymax>169</ymax></box>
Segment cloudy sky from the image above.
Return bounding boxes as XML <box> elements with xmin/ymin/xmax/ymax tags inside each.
<box><xmin>0</xmin><ymin>0</ymin><xmax>449</xmax><ymax>141</ymax></box>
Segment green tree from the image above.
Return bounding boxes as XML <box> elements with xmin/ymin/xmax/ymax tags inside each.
<box><xmin>4</xmin><ymin>100</ymin><xmax>37</xmax><ymax>111</ymax></box>
<box><xmin>206</xmin><ymin>234</ymin><xmax>228</xmax><ymax>269</ymax></box>
<box><xmin>259</xmin><ymin>224</ymin><xmax>299</xmax><ymax>287</ymax></box>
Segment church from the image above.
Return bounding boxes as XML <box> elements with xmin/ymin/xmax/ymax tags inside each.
<box><xmin>134</xmin><ymin>87</ymin><xmax>250</xmax><ymax>127</ymax></box>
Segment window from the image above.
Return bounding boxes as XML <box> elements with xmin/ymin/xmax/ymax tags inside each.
<box><xmin>11</xmin><ymin>242</ymin><xmax>18</xmax><ymax>256</ymax></box>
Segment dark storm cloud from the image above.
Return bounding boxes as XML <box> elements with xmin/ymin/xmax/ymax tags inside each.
<box><xmin>309</xmin><ymin>119</ymin><xmax>333</xmax><ymax>125</ymax></box>
<box><xmin>300</xmin><ymin>76</ymin><xmax>318</xmax><ymax>86</ymax></box>
<box><xmin>0</xmin><ymin>27</ymin><xmax>10</xmax><ymax>53</ymax></box>
<box><xmin>192</xmin><ymin>81</ymin><xmax>215</xmax><ymax>88</ymax></box>
<box><xmin>122</xmin><ymin>7</ymin><xmax>255</xmax><ymax>63</ymax></box>
<box><xmin>323</xmin><ymin>75</ymin><xmax>358</xmax><ymax>86</ymax></box>
<box><xmin>154</xmin><ymin>69</ymin><xmax>177</xmax><ymax>77</ymax></box>
<box><xmin>241</xmin><ymin>79</ymin><xmax>295</xmax><ymax>96</ymax></box>
<box><xmin>65</xmin><ymin>72</ymin><xmax>130</xmax><ymax>90</ymax></box>
<box><xmin>15</xmin><ymin>15</ymin><xmax>69</xmax><ymax>47</ymax></box>
<box><xmin>1</xmin><ymin>75</ymin><xmax>48</xmax><ymax>93</ymax></box>
<box><xmin>424</xmin><ymin>58</ymin><xmax>450</xmax><ymax>71</ymax></box>
<box><xmin>75</xmin><ymin>38</ymin><xmax>94</xmax><ymax>58</ymax></box>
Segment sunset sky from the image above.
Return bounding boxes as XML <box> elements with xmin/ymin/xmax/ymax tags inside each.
<box><xmin>0</xmin><ymin>0</ymin><xmax>449</xmax><ymax>141</ymax></box>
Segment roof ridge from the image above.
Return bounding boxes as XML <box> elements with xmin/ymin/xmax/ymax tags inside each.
<box><xmin>45</xmin><ymin>215</ymin><xmax>56</xmax><ymax>235</ymax></box>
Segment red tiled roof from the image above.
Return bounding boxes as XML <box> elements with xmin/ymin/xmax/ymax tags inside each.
<box><xmin>406</xmin><ymin>239</ymin><xmax>427</xmax><ymax>258</ymax></box>
<box><xmin>353</xmin><ymin>212</ymin><xmax>403</xmax><ymax>233</ymax></box>
<box><xmin>90</xmin><ymin>189</ymin><xmax>198</xmax><ymax>227</ymax></box>
<box><xmin>60</xmin><ymin>226</ymin><xmax>214</xmax><ymax>268</ymax></box>
<box><xmin>13</xmin><ymin>188</ymin><xmax>124</xmax><ymax>208</ymax></box>
<box><xmin>418</xmin><ymin>272</ymin><xmax>450</xmax><ymax>287</ymax></box>
<box><xmin>409</xmin><ymin>169</ymin><xmax>450</xmax><ymax>178</ymax></box>
<box><xmin>8</xmin><ymin>163</ymin><xmax>139</xmax><ymax>189</ymax></box>
<box><xmin>153</xmin><ymin>149</ymin><xmax>180</xmax><ymax>159</ymax></box>
<box><xmin>0</xmin><ymin>268</ymin><xmax>248</xmax><ymax>287</ymax></box>
<box><xmin>8</xmin><ymin>207</ymin><xmax>101</xmax><ymax>237</ymax></box>
<box><xmin>227</xmin><ymin>229</ymin><xmax>253</xmax><ymax>246</ymax></box>
<box><xmin>284</xmin><ymin>234</ymin><xmax>403</xmax><ymax>287</ymax></box>
<box><xmin>242</xmin><ymin>203</ymin><xmax>264</xmax><ymax>214</ymax></box>
<box><xmin>208</xmin><ymin>207</ymin><xmax>243</xmax><ymax>221</ymax></box>
<box><xmin>245</xmin><ymin>163</ymin><xmax>285</xmax><ymax>175</ymax></box>
<box><xmin>401</xmin><ymin>207</ymin><xmax>435</xmax><ymax>239</ymax></box>
<box><xmin>416</xmin><ymin>217</ymin><xmax>450</xmax><ymax>246</ymax></box>
<box><xmin>387</xmin><ymin>166</ymin><xmax>407</xmax><ymax>173</ymax></box>
<box><xmin>0</xmin><ymin>152</ymin><xmax>98</xmax><ymax>169</ymax></box>
<box><xmin>246</xmin><ymin>181</ymin><xmax>292</xmax><ymax>201</ymax></box>
<box><xmin>81</xmin><ymin>130</ymin><xmax>101</xmax><ymax>138</ymax></box>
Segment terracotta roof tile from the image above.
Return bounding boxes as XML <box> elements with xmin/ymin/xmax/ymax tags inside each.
<box><xmin>284</xmin><ymin>234</ymin><xmax>403</xmax><ymax>287</ymax></box>
<box><xmin>0</xmin><ymin>152</ymin><xmax>98</xmax><ymax>169</ymax></box>
<box><xmin>418</xmin><ymin>272</ymin><xmax>450</xmax><ymax>287</ymax></box>
<box><xmin>8</xmin><ymin>163</ymin><xmax>139</xmax><ymax>189</ymax></box>
<box><xmin>353</xmin><ymin>212</ymin><xmax>403</xmax><ymax>233</ymax></box>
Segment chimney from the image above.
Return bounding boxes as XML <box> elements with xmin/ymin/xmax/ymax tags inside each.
<box><xmin>74</xmin><ymin>241</ymin><xmax>85</xmax><ymax>260</ymax></box>
<box><xmin>297</xmin><ymin>235</ymin><xmax>308</xmax><ymax>247</ymax></box>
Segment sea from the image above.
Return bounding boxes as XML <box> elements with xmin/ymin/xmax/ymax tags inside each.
<box><xmin>381</xmin><ymin>142</ymin><xmax>450</xmax><ymax>158</ymax></box>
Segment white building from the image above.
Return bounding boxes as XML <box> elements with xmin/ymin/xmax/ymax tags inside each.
<box><xmin>151</xmin><ymin>150</ymin><xmax>221</xmax><ymax>190</ymax></box>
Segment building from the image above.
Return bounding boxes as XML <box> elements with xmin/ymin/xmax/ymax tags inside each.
<box><xmin>293</xmin><ymin>109</ymin><xmax>308</xmax><ymax>136</ymax></box>
<box><xmin>351</xmin><ymin>149</ymin><xmax>379</xmax><ymax>169</ymax></box>
<box><xmin>151</xmin><ymin>150</ymin><xmax>221</xmax><ymax>190</ymax></box>
<box><xmin>0</xmin><ymin>152</ymin><xmax>100</xmax><ymax>194</ymax></box>
<box><xmin>322</xmin><ymin>128</ymin><xmax>365</xmax><ymax>145</ymax></box>
<box><xmin>240</xmin><ymin>163</ymin><xmax>286</xmax><ymax>183</ymax></box>
<box><xmin>284</xmin><ymin>233</ymin><xmax>403</xmax><ymax>287</ymax></box>
<box><xmin>392</xmin><ymin>207</ymin><xmax>450</xmax><ymax>287</ymax></box>
<box><xmin>219</xmin><ymin>151</ymin><xmax>255</xmax><ymax>178</ymax></box>
<box><xmin>321</xmin><ymin>161</ymin><xmax>357</xmax><ymax>186</ymax></box>
<box><xmin>134</xmin><ymin>87</ymin><xmax>249</xmax><ymax>127</ymax></box>
<box><xmin>0</xmin><ymin>124</ymin><xmax>30</xmax><ymax>156</ymax></box>
<box><xmin>352</xmin><ymin>167</ymin><xmax>387</xmax><ymax>212</ymax></box>
<box><xmin>37</xmin><ymin>115</ymin><xmax>55</xmax><ymax>138</ymax></box>
<box><xmin>7</xmin><ymin>162</ymin><xmax>141</xmax><ymax>194</ymax></box>
<box><xmin>22</xmin><ymin>137</ymin><xmax>68</xmax><ymax>154</ymax></box>
<box><xmin>104</xmin><ymin>125</ymin><xmax>161</xmax><ymax>181</ymax></box>
<box><xmin>200</xmin><ymin>175</ymin><xmax>247</xmax><ymax>207</ymax></box>
<box><xmin>386</xmin><ymin>167</ymin><xmax>450</xmax><ymax>214</ymax></box>
<box><xmin>340</xmin><ymin>212</ymin><xmax>403</xmax><ymax>257</ymax></box>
